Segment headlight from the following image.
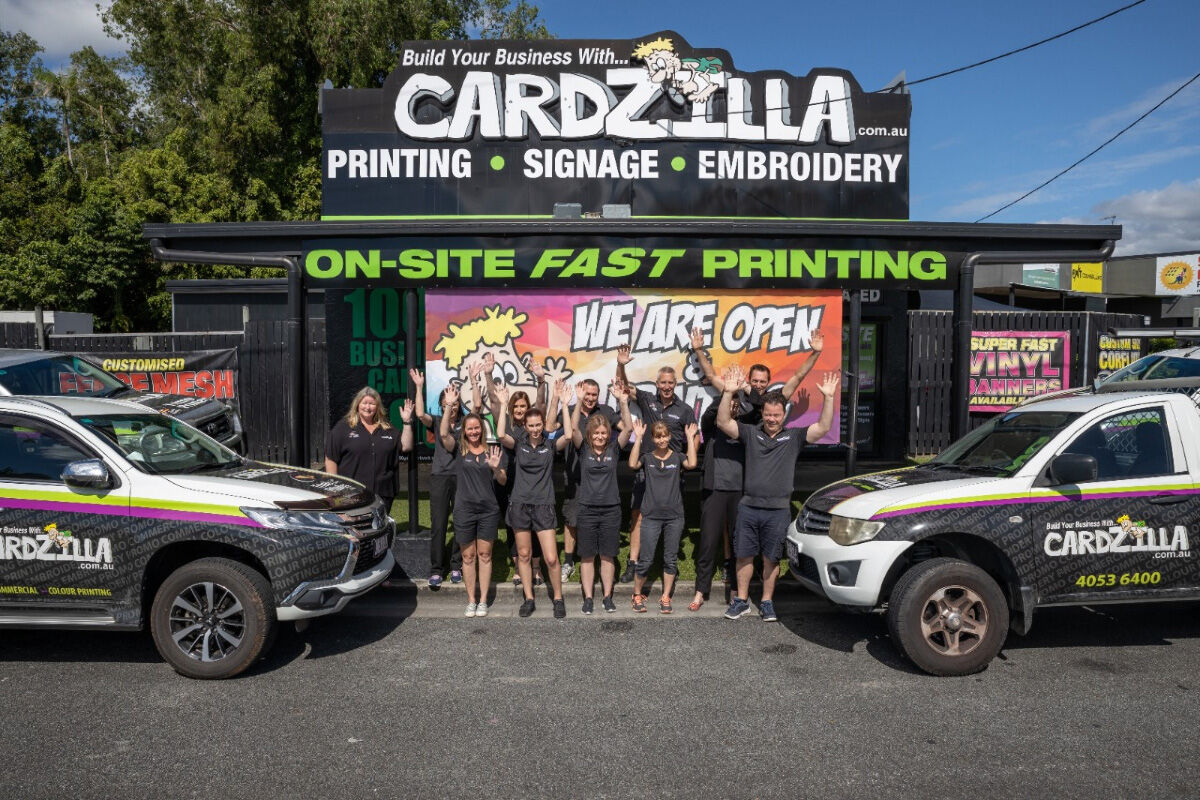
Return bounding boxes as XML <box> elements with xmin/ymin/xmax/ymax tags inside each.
<box><xmin>827</xmin><ymin>515</ymin><xmax>885</xmax><ymax>546</ymax></box>
<box><xmin>242</xmin><ymin>507</ymin><xmax>347</xmax><ymax>532</ymax></box>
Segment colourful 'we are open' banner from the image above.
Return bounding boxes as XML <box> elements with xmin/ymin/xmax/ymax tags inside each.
<box><xmin>969</xmin><ymin>331</ymin><xmax>1070</xmax><ymax>412</ymax></box>
<box><xmin>423</xmin><ymin>288</ymin><xmax>843</xmax><ymax>442</ymax></box>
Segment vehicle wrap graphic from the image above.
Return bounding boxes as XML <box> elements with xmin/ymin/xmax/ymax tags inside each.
<box><xmin>802</xmin><ymin>469</ymin><xmax>1200</xmax><ymax>603</ymax></box>
<box><xmin>0</xmin><ymin>506</ymin><xmax>354</xmax><ymax>625</ymax></box>
<box><xmin>0</xmin><ymin>486</ymin><xmax>260</xmax><ymax>527</ymax></box>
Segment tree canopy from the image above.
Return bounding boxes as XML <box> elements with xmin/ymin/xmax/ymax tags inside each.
<box><xmin>0</xmin><ymin>1</ymin><xmax>549</xmax><ymax>331</ymax></box>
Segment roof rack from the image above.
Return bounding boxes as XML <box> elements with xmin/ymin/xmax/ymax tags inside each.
<box><xmin>1095</xmin><ymin>377</ymin><xmax>1200</xmax><ymax>407</ymax></box>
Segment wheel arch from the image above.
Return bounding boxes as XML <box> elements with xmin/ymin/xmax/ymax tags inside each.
<box><xmin>141</xmin><ymin>541</ymin><xmax>270</xmax><ymax>624</ymax></box>
<box><xmin>882</xmin><ymin>532</ymin><xmax>1025</xmax><ymax>625</ymax></box>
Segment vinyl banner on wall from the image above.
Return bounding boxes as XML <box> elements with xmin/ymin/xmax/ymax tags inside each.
<box><xmin>85</xmin><ymin>350</ymin><xmax>239</xmax><ymax>400</ymax></box>
<box><xmin>320</xmin><ymin>31</ymin><xmax>910</xmax><ymax>220</ymax></box>
<box><xmin>969</xmin><ymin>331</ymin><xmax>1070</xmax><ymax>412</ymax></box>
<box><xmin>1155</xmin><ymin>254</ymin><xmax>1200</xmax><ymax>296</ymax></box>
<box><xmin>423</xmin><ymin>288</ymin><xmax>843</xmax><ymax>443</ymax></box>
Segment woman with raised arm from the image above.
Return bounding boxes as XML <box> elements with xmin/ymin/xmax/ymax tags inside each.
<box><xmin>324</xmin><ymin>387</ymin><xmax>414</xmax><ymax>516</ymax></box>
<box><xmin>413</xmin><ymin>363</ymin><xmax>483</xmax><ymax>588</ymax></box>
<box><xmin>495</xmin><ymin>382</ymin><xmax>573</xmax><ymax>618</ymax></box>
<box><xmin>628</xmin><ymin>417</ymin><xmax>698</xmax><ymax>613</ymax></box>
<box><xmin>439</xmin><ymin>384</ymin><xmax>507</xmax><ymax>618</ymax></box>
<box><xmin>570</xmin><ymin>380</ymin><xmax>634</xmax><ymax>614</ymax></box>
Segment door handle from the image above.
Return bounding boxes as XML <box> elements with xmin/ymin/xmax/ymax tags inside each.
<box><xmin>1149</xmin><ymin>494</ymin><xmax>1189</xmax><ymax>505</ymax></box>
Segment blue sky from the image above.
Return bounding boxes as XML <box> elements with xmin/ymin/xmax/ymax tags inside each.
<box><xmin>9</xmin><ymin>0</ymin><xmax>1199</xmax><ymax>255</ymax></box>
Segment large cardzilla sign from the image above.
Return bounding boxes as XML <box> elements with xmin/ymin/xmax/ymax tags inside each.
<box><xmin>321</xmin><ymin>32</ymin><xmax>910</xmax><ymax>219</ymax></box>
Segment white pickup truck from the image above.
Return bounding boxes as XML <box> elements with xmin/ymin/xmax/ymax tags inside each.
<box><xmin>788</xmin><ymin>383</ymin><xmax>1199</xmax><ymax>675</ymax></box>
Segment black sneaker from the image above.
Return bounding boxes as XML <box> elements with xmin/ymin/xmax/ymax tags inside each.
<box><xmin>619</xmin><ymin>559</ymin><xmax>636</xmax><ymax>583</ymax></box>
<box><xmin>553</xmin><ymin>599</ymin><xmax>566</xmax><ymax>619</ymax></box>
<box><xmin>602</xmin><ymin>595</ymin><xmax>616</xmax><ymax>613</ymax></box>
<box><xmin>518</xmin><ymin>598</ymin><xmax>536</xmax><ymax>617</ymax></box>
<box><xmin>582</xmin><ymin>597</ymin><xmax>594</xmax><ymax>615</ymax></box>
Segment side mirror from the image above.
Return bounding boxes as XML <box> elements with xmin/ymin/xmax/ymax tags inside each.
<box><xmin>1050</xmin><ymin>453</ymin><xmax>1097</xmax><ymax>485</ymax></box>
<box><xmin>61</xmin><ymin>459</ymin><xmax>112</xmax><ymax>489</ymax></box>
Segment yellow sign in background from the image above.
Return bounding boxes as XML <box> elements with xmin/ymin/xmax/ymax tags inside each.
<box><xmin>1070</xmin><ymin>262</ymin><xmax>1103</xmax><ymax>293</ymax></box>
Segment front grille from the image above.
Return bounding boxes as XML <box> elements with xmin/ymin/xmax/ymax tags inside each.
<box><xmin>799</xmin><ymin>506</ymin><xmax>832</xmax><ymax>536</ymax></box>
<box><xmin>341</xmin><ymin>509</ymin><xmax>378</xmax><ymax>534</ymax></box>
<box><xmin>353</xmin><ymin>533</ymin><xmax>391</xmax><ymax>574</ymax></box>
<box><xmin>200</xmin><ymin>414</ymin><xmax>233</xmax><ymax>442</ymax></box>
<box><xmin>797</xmin><ymin>554</ymin><xmax>821</xmax><ymax>583</ymax></box>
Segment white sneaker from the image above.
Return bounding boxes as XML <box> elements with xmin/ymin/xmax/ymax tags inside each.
<box><xmin>475</xmin><ymin>602</ymin><xmax>488</xmax><ymax>618</ymax></box>
<box><xmin>465</xmin><ymin>602</ymin><xmax>478</xmax><ymax>617</ymax></box>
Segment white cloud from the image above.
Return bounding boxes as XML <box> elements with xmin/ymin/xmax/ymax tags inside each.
<box><xmin>1045</xmin><ymin>179</ymin><xmax>1200</xmax><ymax>256</ymax></box>
<box><xmin>3</xmin><ymin>0</ymin><xmax>126</xmax><ymax>64</ymax></box>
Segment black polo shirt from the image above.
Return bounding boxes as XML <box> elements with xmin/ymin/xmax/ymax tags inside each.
<box><xmin>430</xmin><ymin>414</ymin><xmax>461</xmax><ymax>477</ymax></box>
<box><xmin>453</xmin><ymin>447</ymin><xmax>507</xmax><ymax>511</ymax></box>
<box><xmin>737</xmin><ymin>421</ymin><xmax>809</xmax><ymax>509</ymax></box>
<box><xmin>634</xmin><ymin>388</ymin><xmax>695</xmax><ymax>454</ymax></box>
<box><xmin>324</xmin><ymin>419</ymin><xmax>403</xmax><ymax>499</ymax></box>
<box><xmin>639</xmin><ymin>451</ymin><xmax>685</xmax><ymax>519</ymax></box>
<box><xmin>700</xmin><ymin>402</ymin><xmax>744</xmax><ymax>492</ymax></box>
<box><xmin>564</xmin><ymin>403</ymin><xmax>621</xmax><ymax>486</ymax></box>
<box><xmin>508</xmin><ymin>432</ymin><xmax>556</xmax><ymax>505</ymax></box>
<box><xmin>577</xmin><ymin>440</ymin><xmax>623</xmax><ymax>506</ymax></box>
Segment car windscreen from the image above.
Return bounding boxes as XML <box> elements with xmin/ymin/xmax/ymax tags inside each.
<box><xmin>74</xmin><ymin>413</ymin><xmax>242</xmax><ymax>475</ymax></box>
<box><xmin>929</xmin><ymin>410</ymin><xmax>1082</xmax><ymax>476</ymax></box>
<box><xmin>1102</xmin><ymin>354</ymin><xmax>1200</xmax><ymax>384</ymax></box>
<box><xmin>0</xmin><ymin>355</ymin><xmax>129</xmax><ymax>397</ymax></box>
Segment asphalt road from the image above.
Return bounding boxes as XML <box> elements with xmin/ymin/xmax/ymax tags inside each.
<box><xmin>2</xmin><ymin>586</ymin><xmax>1198</xmax><ymax>800</ymax></box>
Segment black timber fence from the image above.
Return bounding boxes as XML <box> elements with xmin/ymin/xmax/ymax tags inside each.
<box><xmin>908</xmin><ymin>310</ymin><xmax>1144</xmax><ymax>457</ymax></box>
<box><xmin>7</xmin><ymin>321</ymin><xmax>332</xmax><ymax>467</ymax></box>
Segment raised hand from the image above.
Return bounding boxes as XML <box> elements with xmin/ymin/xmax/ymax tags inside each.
<box><xmin>632</xmin><ymin>417</ymin><xmax>647</xmax><ymax>438</ymax></box>
<box><xmin>408</xmin><ymin>368</ymin><xmax>425</xmax><ymax>387</ymax></box>
<box><xmin>400</xmin><ymin>398</ymin><xmax>415</xmax><ymax>423</ymax></box>
<box><xmin>530</xmin><ymin>359</ymin><xmax>546</xmax><ymax>381</ymax></box>
<box><xmin>810</xmin><ymin>329</ymin><xmax>825</xmax><ymax>353</ymax></box>
<box><xmin>689</xmin><ymin>326</ymin><xmax>704</xmax><ymax>351</ymax></box>
<box><xmin>481</xmin><ymin>351</ymin><xmax>495</xmax><ymax>375</ymax></box>
<box><xmin>495</xmin><ymin>383</ymin><xmax>510</xmax><ymax>406</ymax></box>
<box><xmin>609</xmin><ymin>380</ymin><xmax>629</xmax><ymax>402</ymax></box>
<box><xmin>556</xmin><ymin>380</ymin><xmax>572</xmax><ymax>404</ymax></box>
<box><xmin>616</xmin><ymin>343</ymin><xmax>633</xmax><ymax>365</ymax></box>
<box><xmin>817</xmin><ymin>370</ymin><xmax>841</xmax><ymax>398</ymax></box>
<box><xmin>468</xmin><ymin>360</ymin><xmax>484</xmax><ymax>380</ymax></box>
<box><xmin>444</xmin><ymin>383</ymin><xmax>461</xmax><ymax>406</ymax></box>
<box><xmin>684</xmin><ymin>422</ymin><xmax>698</xmax><ymax>441</ymax></box>
<box><xmin>722</xmin><ymin>364</ymin><xmax>745</xmax><ymax>393</ymax></box>
<box><xmin>486</xmin><ymin>445</ymin><xmax>502</xmax><ymax>469</ymax></box>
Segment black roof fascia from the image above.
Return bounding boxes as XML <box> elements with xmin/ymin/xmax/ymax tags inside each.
<box><xmin>144</xmin><ymin>219</ymin><xmax>1120</xmax><ymax>257</ymax></box>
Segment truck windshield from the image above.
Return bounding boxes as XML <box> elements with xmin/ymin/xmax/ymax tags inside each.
<box><xmin>929</xmin><ymin>411</ymin><xmax>1081</xmax><ymax>476</ymax></box>
<box><xmin>0</xmin><ymin>355</ymin><xmax>130</xmax><ymax>397</ymax></box>
<box><xmin>1102</xmin><ymin>355</ymin><xmax>1200</xmax><ymax>384</ymax></box>
<box><xmin>74</xmin><ymin>413</ymin><xmax>242</xmax><ymax>475</ymax></box>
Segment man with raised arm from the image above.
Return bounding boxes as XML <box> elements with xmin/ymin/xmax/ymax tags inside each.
<box><xmin>715</xmin><ymin>365</ymin><xmax>840</xmax><ymax>622</ymax></box>
<box><xmin>691</xmin><ymin>326</ymin><xmax>824</xmax><ymax>422</ymax></box>
<box><xmin>614</xmin><ymin>343</ymin><xmax>697</xmax><ymax>583</ymax></box>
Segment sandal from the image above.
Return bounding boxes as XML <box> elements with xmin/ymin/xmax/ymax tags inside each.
<box><xmin>632</xmin><ymin>594</ymin><xmax>647</xmax><ymax>613</ymax></box>
<box><xmin>659</xmin><ymin>596</ymin><xmax>673</xmax><ymax>614</ymax></box>
<box><xmin>688</xmin><ymin>598</ymin><xmax>703</xmax><ymax>612</ymax></box>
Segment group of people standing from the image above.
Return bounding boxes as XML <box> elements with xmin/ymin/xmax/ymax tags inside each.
<box><xmin>323</xmin><ymin>329</ymin><xmax>839</xmax><ymax>622</ymax></box>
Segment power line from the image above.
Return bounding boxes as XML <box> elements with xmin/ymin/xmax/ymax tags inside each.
<box><xmin>641</xmin><ymin>0</ymin><xmax>1148</xmax><ymax>136</ymax></box>
<box><xmin>900</xmin><ymin>0</ymin><xmax>1148</xmax><ymax>89</ymax></box>
<box><xmin>976</xmin><ymin>69</ymin><xmax>1200</xmax><ymax>223</ymax></box>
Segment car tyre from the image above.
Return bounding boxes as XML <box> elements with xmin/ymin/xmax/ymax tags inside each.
<box><xmin>887</xmin><ymin>557</ymin><xmax>1009</xmax><ymax>676</ymax></box>
<box><xmin>150</xmin><ymin>557</ymin><xmax>276</xmax><ymax>679</ymax></box>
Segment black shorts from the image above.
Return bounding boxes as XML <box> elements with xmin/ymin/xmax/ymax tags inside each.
<box><xmin>562</xmin><ymin>482</ymin><xmax>580</xmax><ymax>527</ymax></box>
<box><xmin>630</xmin><ymin>473</ymin><xmax>645</xmax><ymax>513</ymax></box>
<box><xmin>505</xmin><ymin>502</ymin><xmax>558</xmax><ymax>532</ymax></box>
<box><xmin>454</xmin><ymin>507</ymin><xmax>499</xmax><ymax>545</ymax></box>
<box><xmin>576</xmin><ymin>503</ymin><xmax>621</xmax><ymax>558</ymax></box>
<box><xmin>733</xmin><ymin>505</ymin><xmax>790</xmax><ymax>561</ymax></box>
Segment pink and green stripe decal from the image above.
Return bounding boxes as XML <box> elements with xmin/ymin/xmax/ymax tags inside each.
<box><xmin>0</xmin><ymin>489</ymin><xmax>260</xmax><ymax>527</ymax></box>
<box><xmin>872</xmin><ymin>483</ymin><xmax>1200</xmax><ymax>520</ymax></box>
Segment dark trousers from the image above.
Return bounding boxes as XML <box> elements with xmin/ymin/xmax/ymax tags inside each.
<box><xmin>429</xmin><ymin>473</ymin><xmax>462</xmax><ymax>574</ymax></box>
<box><xmin>696</xmin><ymin>489</ymin><xmax>739</xmax><ymax>596</ymax></box>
